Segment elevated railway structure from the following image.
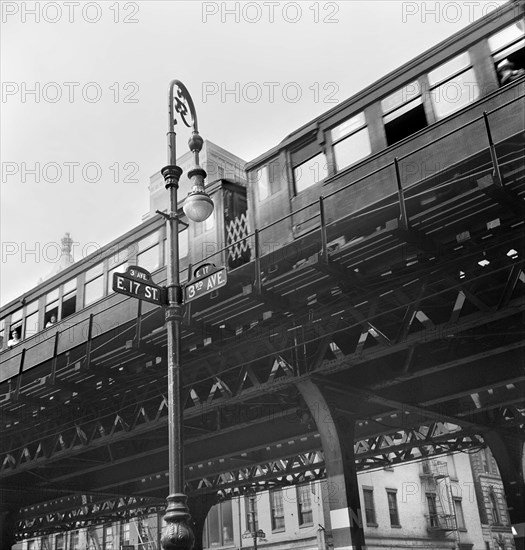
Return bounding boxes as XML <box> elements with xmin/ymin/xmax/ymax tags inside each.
<box><xmin>1</xmin><ymin>4</ymin><xmax>524</xmax><ymax>549</ymax></box>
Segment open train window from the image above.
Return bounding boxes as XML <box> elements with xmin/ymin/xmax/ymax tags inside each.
<box><xmin>489</xmin><ymin>22</ymin><xmax>525</xmax><ymax>86</ymax></box>
<box><xmin>381</xmin><ymin>81</ymin><xmax>427</xmax><ymax>146</ymax></box>
<box><xmin>331</xmin><ymin>112</ymin><xmax>371</xmax><ymax>171</ymax></box>
<box><xmin>429</xmin><ymin>51</ymin><xmax>479</xmax><ymax>120</ymax></box>
<box><xmin>44</xmin><ymin>288</ymin><xmax>59</xmax><ymax>326</ymax></box>
<box><xmin>8</xmin><ymin>308</ymin><xmax>23</xmax><ymax>345</ymax></box>
<box><xmin>61</xmin><ymin>278</ymin><xmax>76</xmax><ymax>320</ymax></box>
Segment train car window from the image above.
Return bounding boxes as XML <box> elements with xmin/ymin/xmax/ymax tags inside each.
<box><xmin>25</xmin><ymin>300</ymin><xmax>40</xmax><ymax>338</ymax></box>
<box><xmin>293</xmin><ymin>152</ymin><xmax>328</xmax><ymax>194</ymax></box>
<box><xmin>9</xmin><ymin>308</ymin><xmax>23</xmax><ymax>345</ymax></box>
<box><xmin>489</xmin><ymin>22</ymin><xmax>525</xmax><ymax>85</ymax></box>
<box><xmin>331</xmin><ymin>112</ymin><xmax>371</xmax><ymax>171</ymax></box>
<box><xmin>61</xmin><ymin>278</ymin><xmax>77</xmax><ymax>320</ymax></box>
<box><xmin>45</xmin><ymin>289</ymin><xmax>60</xmax><ymax>326</ymax></box>
<box><xmin>107</xmin><ymin>262</ymin><xmax>128</xmax><ymax>294</ymax></box>
<box><xmin>255</xmin><ymin>161</ymin><xmax>281</xmax><ymax>201</ymax></box>
<box><xmin>84</xmin><ymin>263</ymin><xmax>104</xmax><ymax>306</ymax></box>
<box><xmin>429</xmin><ymin>52</ymin><xmax>479</xmax><ymax>120</ymax></box>
<box><xmin>428</xmin><ymin>51</ymin><xmax>470</xmax><ymax>87</ymax></box>
<box><xmin>136</xmin><ymin>231</ymin><xmax>160</xmax><ymax>272</ymax></box>
<box><xmin>381</xmin><ymin>81</ymin><xmax>427</xmax><ymax>146</ymax></box>
<box><xmin>137</xmin><ymin>244</ymin><xmax>160</xmax><ymax>272</ymax></box>
<box><xmin>138</xmin><ymin>231</ymin><xmax>159</xmax><ymax>253</ymax></box>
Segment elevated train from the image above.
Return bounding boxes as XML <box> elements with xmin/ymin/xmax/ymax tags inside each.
<box><xmin>1</xmin><ymin>2</ymin><xmax>523</xmax><ymax>360</ymax></box>
<box><xmin>1</xmin><ymin>1</ymin><xmax>524</xmax><ymax>547</ymax></box>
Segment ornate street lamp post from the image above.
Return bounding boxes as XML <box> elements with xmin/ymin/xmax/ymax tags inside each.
<box><xmin>159</xmin><ymin>80</ymin><xmax>214</xmax><ymax>550</ymax></box>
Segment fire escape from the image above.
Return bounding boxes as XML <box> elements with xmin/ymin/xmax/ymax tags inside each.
<box><xmin>420</xmin><ymin>460</ymin><xmax>459</xmax><ymax>536</ymax></box>
<box><xmin>135</xmin><ymin>514</ymin><xmax>157</xmax><ymax>550</ymax></box>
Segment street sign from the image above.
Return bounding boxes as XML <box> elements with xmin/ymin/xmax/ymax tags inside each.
<box><xmin>185</xmin><ymin>264</ymin><xmax>227</xmax><ymax>303</ymax></box>
<box><xmin>112</xmin><ymin>266</ymin><xmax>164</xmax><ymax>306</ymax></box>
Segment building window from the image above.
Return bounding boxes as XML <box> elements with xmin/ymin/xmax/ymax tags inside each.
<box><xmin>27</xmin><ymin>541</ymin><xmax>37</xmax><ymax>550</ymax></box>
<box><xmin>70</xmin><ymin>530</ymin><xmax>80</xmax><ymax>550</ymax></box>
<box><xmin>427</xmin><ymin>493</ymin><xmax>438</xmax><ymax>528</ymax></box>
<box><xmin>382</xmin><ymin>80</ymin><xmax>427</xmax><ymax>145</ymax></box>
<box><xmin>103</xmin><ymin>524</ymin><xmax>114</xmax><ymax>550</ymax></box>
<box><xmin>489</xmin><ymin>490</ymin><xmax>500</xmax><ymax>525</ymax></box>
<box><xmin>25</xmin><ymin>300</ymin><xmax>40</xmax><ymax>338</ymax></box>
<box><xmin>201</xmin><ymin>500</ymin><xmax>234</xmax><ymax>547</ymax></box>
<box><xmin>270</xmin><ymin>488</ymin><xmax>285</xmax><ymax>531</ymax></box>
<box><xmin>0</xmin><ymin>318</ymin><xmax>5</xmax><ymax>349</ymax></box>
<box><xmin>489</xmin><ymin>22</ymin><xmax>525</xmax><ymax>86</ymax></box>
<box><xmin>61</xmin><ymin>278</ymin><xmax>77</xmax><ymax>320</ymax></box>
<box><xmin>297</xmin><ymin>484</ymin><xmax>313</xmax><ymax>526</ymax></box>
<box><xmin>84</xmin><ymin>263</ymin><xmax>104</xmax><ymax>306</ymax></box>
<box><xmin>386</xmin><ymin>490</ymin><xmax>400</xmax><ymax>526</ymax></box>
<box><xmin>119</xmin><ymin>521</ymin><xmax>130</xmax><ymax>546</ymax></box>
<box><xmin>54</xmin><ymin>533</ymin><xmax>65</xmax><ymax>550</ymax></box>
<box><xmin>453</xmin><ymin>498</ymin><xmax>466</xmax><ymax>529</ymax></box>
<box><xmin>363</xmin><ymin>488</ymin><xmax>377</xmax><ymax>525</ymax></box>
<box><xmin>331</xmin><ymin>112</ymin><xmax>371</xmax><ymax>171</ymax></box>
<box><xmin>429</xmin><ymin>52</ymin><xmax>479</xmax><ymax>120</ymax></box>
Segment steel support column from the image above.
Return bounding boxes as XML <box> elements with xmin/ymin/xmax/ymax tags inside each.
<box><xmin>296</xmin><ymin>379</ymin><xmax>366</xmax><ymax>550</ymax></box>
<box><xmin>0</xmin><ymin>506</ymin><xmax>18</xmax><ymax>550</ymax></box>
<box><xmin>187</xmin><ymin>495</ymin><xmax>218</xmax><ymax>550</ymax></box>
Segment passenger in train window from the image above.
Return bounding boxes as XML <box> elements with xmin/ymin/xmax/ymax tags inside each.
<box><xmin>7</xmin><ymin>330</ymin><xmax>20</xmax><ymax>347</ymax></box>
<box><xmin>45</xmin><ymin>315</ymin><xmax>57</xmax><ymax>328</ymax></box>
<box><xmin>497</xmin><ymin>59</ymin><xmax>525</xmax><ymax>85</ymax></box>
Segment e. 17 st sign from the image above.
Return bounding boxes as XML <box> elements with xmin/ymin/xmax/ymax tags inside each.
<box><xmin>185</xmin><ymin>264</ymin><xmax>227</xmax><ymax>303</ymax></box>
<box><xmin>112</xmin><ymin>266</ymin><xmax>164</xmax><ymax>306</ymax></box>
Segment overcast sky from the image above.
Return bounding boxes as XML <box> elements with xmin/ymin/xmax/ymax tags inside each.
<box><xmin>0</xmin><ymin>0</ymin><xmax>509</xmax><ymax>305</ymax></box>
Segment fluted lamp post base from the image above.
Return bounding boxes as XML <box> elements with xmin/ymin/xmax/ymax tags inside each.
<box><xmin>161</xmin><ymin>493</ymin><xmax>195</xmax><ymax>550</ymax></box>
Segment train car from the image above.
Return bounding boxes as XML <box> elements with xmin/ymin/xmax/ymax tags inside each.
<box><xmin>0</xmin><ymin>176</ymin><xmax>249</xmax><ymax>368</ymax></box>
<box><xmin>246</xmin><ymin>1</ymin><xmax>524</xmax><ymax>259</ymax></box>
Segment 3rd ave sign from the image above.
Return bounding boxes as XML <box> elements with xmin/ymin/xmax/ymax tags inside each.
<box><xmin>185</xmin><ymin>264</ymin><xmax>227</xmax><ymax>303</ymax></box>
<box><xmin>112</xmin><ymin>266</ymin><xmax>164</xmax><ymax>306</ymax></box>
